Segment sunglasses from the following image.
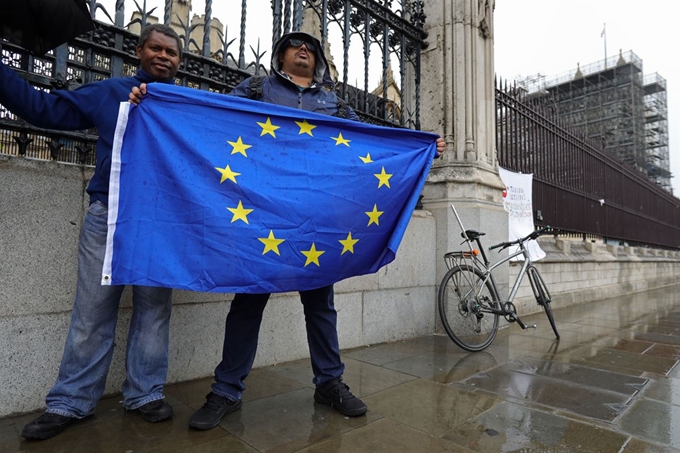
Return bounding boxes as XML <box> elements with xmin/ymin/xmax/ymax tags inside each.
<box><xmin>285</xmin><ymin>38</ymin><xmax>317</xmax><ymax>52</ymax></box>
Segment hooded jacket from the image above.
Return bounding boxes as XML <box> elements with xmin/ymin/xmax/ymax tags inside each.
<box><xmin>0</xmin><ymin>62</ymin><xmax>175</xmax><ymax>205</ymax></box>
<box><xmin>230</xmin><ymin>31</ymin><xmax>359</xmax><ymax>120</ymax></box>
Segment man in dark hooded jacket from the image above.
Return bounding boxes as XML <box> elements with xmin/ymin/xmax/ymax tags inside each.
<box><xmin>187</xmin><ymin>31</ymin><xmax>446</xmax><ymax>430</ymax></box>
<box><xmin>129</xmin><ymin>30</ymin><xmax>445</xmax><ymax>429</ymax></box>
<box><xmin>185</xmin><ymin>32</ymin><xmax>367</xmax><ymax>430</ymax></box>
<box><xmin>0</xmin><ymin>24</ymin><xmax>182</xmax><ymax>440</ymax></box>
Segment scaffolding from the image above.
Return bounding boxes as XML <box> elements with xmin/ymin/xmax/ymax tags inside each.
<box><xmin>643</xmin><ymin>72</ymin><xmax>670</xmax><ymax>188</ymax></box>
<box><xmin>517</xmin><ymin>50</ymin><xmax>672</xmax><ymax>192</ymax></box>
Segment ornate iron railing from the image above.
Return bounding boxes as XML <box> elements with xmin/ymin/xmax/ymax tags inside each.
<box><xmin>496</xmin><ymin>79</ymin><xmax>680</xmax><ymax>250</ymax></box>
<box><xmin>0</xmin><ymin>0</ymin><xmax>427</xmax><ymax>165</ymax></box>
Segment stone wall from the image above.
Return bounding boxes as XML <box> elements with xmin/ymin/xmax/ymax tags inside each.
<box><xmin>1</xmin><ymin>155</ymin><xmax>679</xmax><ymax>417</ymax></box>
<box><xmin>509</xmin><ymin>238</ymin><xmax>680</xmax><ymax>316</ymax></box>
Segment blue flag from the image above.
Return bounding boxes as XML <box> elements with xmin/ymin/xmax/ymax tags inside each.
<box><xmin>103</xmin><ymin>84</ymin><xmax>437</xmax><ymax>293</ymax></box>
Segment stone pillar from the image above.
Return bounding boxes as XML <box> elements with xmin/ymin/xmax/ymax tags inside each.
<box><xmin>419</xmin><ymin>0</ymin><xmax>508</xmax><ymax>295</ymax></box>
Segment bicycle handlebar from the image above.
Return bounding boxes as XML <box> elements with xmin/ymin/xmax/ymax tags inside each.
<box><xmin>488</xmin><ymin>226</ymin><xmax>552</xmax><ymax>251</ymax></box>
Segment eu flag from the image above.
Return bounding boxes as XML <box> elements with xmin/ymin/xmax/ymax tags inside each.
<box><xmin>103</xmin><ymin>83</ymin><xmax>437</xmax><ymax>293</ymax></box>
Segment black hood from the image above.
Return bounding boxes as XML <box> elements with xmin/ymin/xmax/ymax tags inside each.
<box><xmin>271</xmin><ymin>31</ymin><xmax>330</xmax><ymax>85</ymax></box>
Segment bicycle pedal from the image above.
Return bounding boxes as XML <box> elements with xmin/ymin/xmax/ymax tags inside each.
<box><xmin>526</xmin><ymin>323</ymin><xmax>537</xmax><ymax>329</ymax></box>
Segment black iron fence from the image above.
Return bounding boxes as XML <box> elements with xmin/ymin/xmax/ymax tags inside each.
<box><xmin>0</xmin><ymin>0</ymin><xmax>427</xmax><ymax>164</ymax></box>
<box><xmin>496</xmin><ymin>80</ymin><xmax>680</xmax><ymax>250</ymax></box>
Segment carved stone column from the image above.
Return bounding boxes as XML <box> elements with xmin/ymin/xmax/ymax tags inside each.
<box><xmin>419</xmin><ymin>0</ymin><xmax>508</xmax><ymax>294</ymax></box>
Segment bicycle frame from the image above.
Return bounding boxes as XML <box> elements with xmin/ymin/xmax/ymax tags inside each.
<box><xmin>484</xmin><ymin>243</ymin><xmax>534</xmax><ymax>310</ymax></box>
<box><xmin>449</xmin><ymin>238</ymin><xmax>535</xmax><ymax>329</ymax></box>
<box><xmin>447</xmin><ymin>205</ymin><xmax>540</xmax><ymax>329</ymax></box>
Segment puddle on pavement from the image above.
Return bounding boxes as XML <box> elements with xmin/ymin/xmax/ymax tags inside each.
<box><xmin>462</xmin><ymin>357</ymin><xmax>647</xmax><ymax>422</ymax></box>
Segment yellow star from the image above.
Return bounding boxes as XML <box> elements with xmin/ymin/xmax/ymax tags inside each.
<box><xmin>227</xmin><ymin>200</ymin><xmax>253</xmax><ymax>224</ymax></box>
<box><xmin>331</xmin><ymin>132</ymin><xmax>351</xmax><ymax>146</ymax></box>
<box><xmin>301</xmin><ymin>243</ymin><xmax>325</xmax><ymax>267</ymax></box>
<box><xmin>214</xmin><ymin>165</ymin><xmax>241</xmax><ymax>184</ymax></box>
<box><xmin>374</xmin><ymin>166</ymin><xmax>393</xmax><ymax>188</ymax></box>
<box><xmin>257</xmin><ymin>117</ymin><xmax>280</xmax><ymax>137</ymax></box>
<box><xmin>258</xmin><ymin>230</ymin><xmax>285</xmax><ymax>256</ymax></box>
<box><xmin>359</xmin><ymin>153</ymin><xmax>373</xmax><ymax>163</ymax></box>
<box><xmin>366</xmin><ymin>204</ymin><xmax>384</xmax><ymax>226</ymax></box>
<box><xmin>295</xmin><ymin>119</ymin><xmax>316</xmax><ymax>136</ymax></box>
<box><xmin>339</xmin><ymin>232</ymin><xmax>359</xmax><ymax>255</ymax></box>
<box><xmin>227</xmin><ymin>137</ymin><xmax>252</xmax><ymax>156</ymax></box>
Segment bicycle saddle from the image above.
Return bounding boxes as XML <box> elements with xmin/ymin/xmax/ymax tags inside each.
<box><xmin>462</xmin><ymin>229</ymin><xmax>485</xmax><ymax>240</ymax></box>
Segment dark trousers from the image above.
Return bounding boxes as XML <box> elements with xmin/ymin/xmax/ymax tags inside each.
<box><xmin>212</xmin><ymin>285</ymin><xmax>344</xmax><ymax>400</ymax></box>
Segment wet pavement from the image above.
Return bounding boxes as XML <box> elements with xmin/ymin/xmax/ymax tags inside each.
<box><xmin>4</xmin><ymin>286</ymin><xmax>680</xmax><ymax>452</ymax></box>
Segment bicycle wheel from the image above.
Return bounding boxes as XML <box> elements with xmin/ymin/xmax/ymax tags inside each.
<box><xmin>438</xmin><ymin>265</ymin><xmax>500</xmax><ymax>352</ymax></box>
<box><xmin>528</xmin><ymin>267</ymin><xmax>559</xmax><ymax>339</ymax></box>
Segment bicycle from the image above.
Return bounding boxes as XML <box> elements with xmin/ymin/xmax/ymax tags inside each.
<box><xmin>437</xmin><ymin>204</ymin><xmax>560</xmax><ymax>352</ymax></box>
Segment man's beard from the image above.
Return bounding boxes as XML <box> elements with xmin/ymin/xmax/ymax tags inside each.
<box><xmin>294</xmin><ymin>60</ymin><xmax>314</xmax><ymax>77</ymax></box>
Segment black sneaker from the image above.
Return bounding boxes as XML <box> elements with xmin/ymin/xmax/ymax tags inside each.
<box><xmin>132</xmin><ymin>399</ymin><xmax>173</xmax><ymax>423</ymax></box>
<box><xmin>314</xmin><ymin>377</ymin><xmax>367</xmax><ymax>417</ymax></box>
<box><xmin>21</xmin><ymin>412</ymin><xmax>77</xmax><ymax>440</ymax></box>
<box><xmin>189</xmin><ymin>392</ymin><xmax>242</xmax><ymax>430</ymax></box>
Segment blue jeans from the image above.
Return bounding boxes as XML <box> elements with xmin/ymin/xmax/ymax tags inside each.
<box><xmin>45</xmin><ymin>201</ymin><xmax>173</xmax><ymax>418</ymax></box>
<box><xmin>212</xmin><ymin>285</ymin><xmax>344</xmax><ymax>400</ymax></box>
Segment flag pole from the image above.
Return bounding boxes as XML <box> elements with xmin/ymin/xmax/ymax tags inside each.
<box><xmin>601</xmin><ymin>23</ymin><xmax>607</xmax><ymax>67</ymax></box>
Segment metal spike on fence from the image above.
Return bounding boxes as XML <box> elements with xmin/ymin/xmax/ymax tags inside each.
<box><xmin>13</xmin><ymin>132</ymin><xmax>33</xmax><ymax>156</ymax></box>
<box><xmin>47</xmin><ymin>140</ymin><xmax>64</xmax><ymax>160</ymax></box>
<box><xmin>218</xmin><ymin>26</ymin><xmax>237</xmax><ymax>65</ymax></box>
<box><xmin>239</xmin><ymin>0</ymin><xmax>247</xmax><ymax>69</ymax></box>
<box><xmin>203</xmin><ymin>0</ymin><xmax>212</xmax><ymax>58</ymax></box>
<box><xmin>76</xmin><ymin>145</ymin><xmax>92</xmax><ymax>164</ymax></box>
<box><xmin>164</xmin><ymin>0</ymin><xmax>171</xmax><ymax>25</ymax></box>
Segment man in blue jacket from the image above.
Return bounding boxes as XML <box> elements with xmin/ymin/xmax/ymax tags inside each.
<box><xmin>0</xmin><ymin>24</ymin><xmax>182</xmax><ymax>440</ymax></box>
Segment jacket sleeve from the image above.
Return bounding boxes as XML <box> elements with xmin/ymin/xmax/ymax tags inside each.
<box><xmin>0</xmin><ymin>61</ymin><xmax>92</xmax><ymax>130</ymax></box>
<box><xmin>332</xmin><ymin>91</ymin><xmax>361</xmax><ymax>122</ymax></box>
<box><xmin>228</xmin><ymin>77</ymin><xmax>252</xmax><ymax>98</ymax></box>
<box><xmin>344</xmin><ymin>105</ymin><xmax>361</xmax><ymax>122</ymax></box>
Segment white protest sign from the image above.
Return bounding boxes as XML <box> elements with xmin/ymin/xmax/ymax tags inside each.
<box><xmin>498</xmin><ymin>167</ymin><xmax>545</xmax><ymax>261</ymax></box>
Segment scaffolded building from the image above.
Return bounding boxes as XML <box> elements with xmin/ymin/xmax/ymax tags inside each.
<box><xmin>519</xmin><ymin>51</ymin><xmax>671</xmax><ymax>191</ymax></box>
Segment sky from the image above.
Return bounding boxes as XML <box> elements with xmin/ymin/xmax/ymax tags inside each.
<box><xmin>97</xmin><ymin>0</ymin><xmax>679</xmax><ymax>195</ymax></box>
<box><xmin>493</xmin><ymin>0</ymin><xmax>679</xmax><ymax>195</ymax></box>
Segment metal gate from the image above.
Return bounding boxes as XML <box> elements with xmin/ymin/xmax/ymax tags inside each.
<box><xmin>496</xmin><ymin>80</ymin><xmax>680</xmax><ymax>249</ymax></box>
<box><xmin>0</xmin><ymin>0</ymin><xmax>428</xmax><ymax>165</ymax></box>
